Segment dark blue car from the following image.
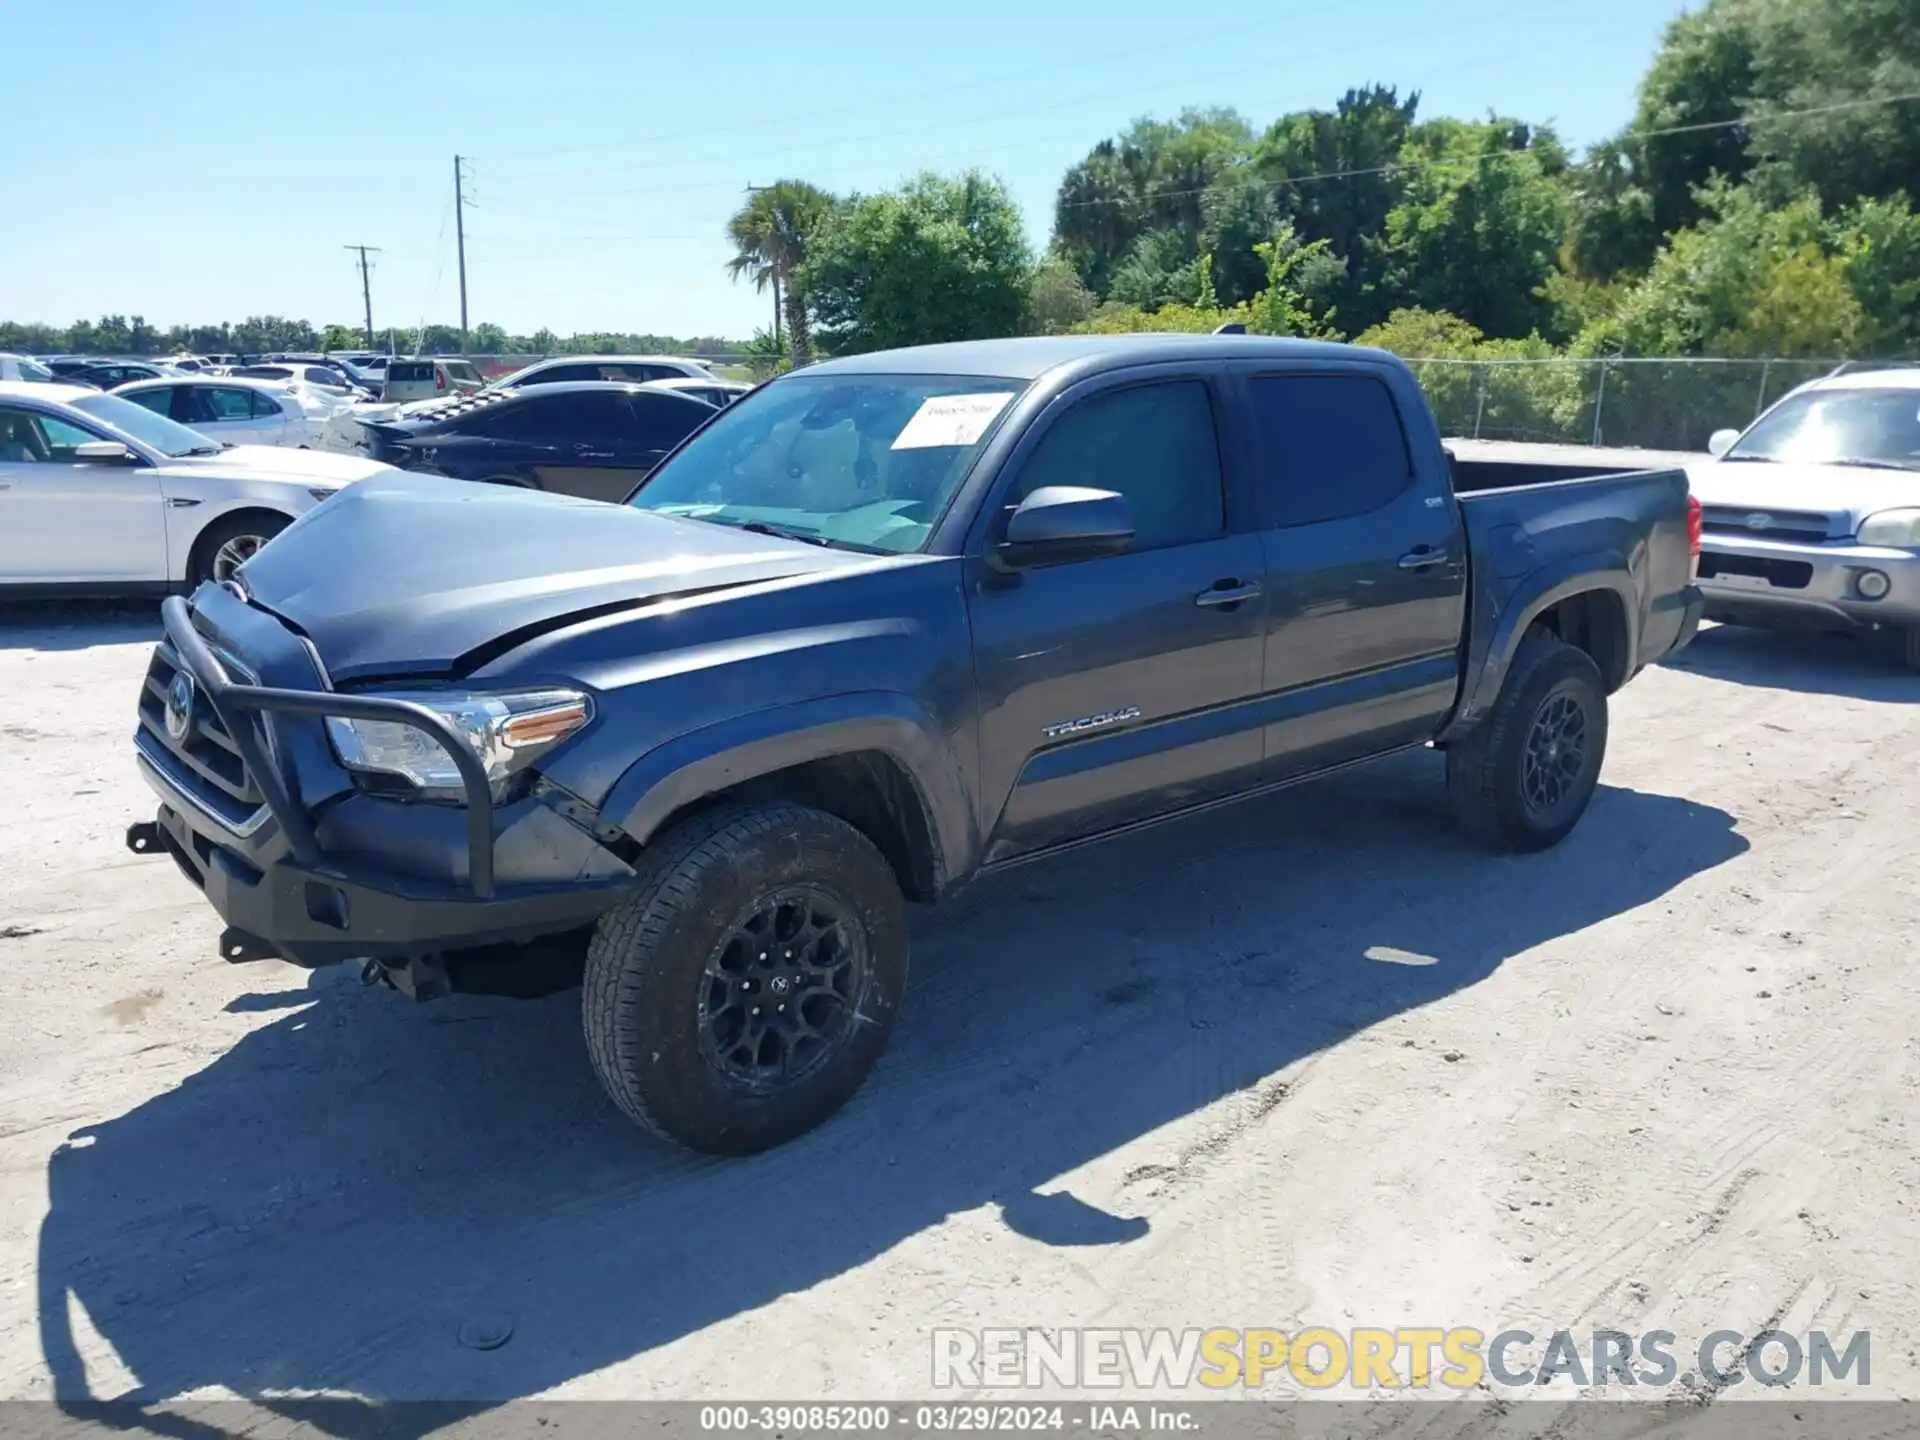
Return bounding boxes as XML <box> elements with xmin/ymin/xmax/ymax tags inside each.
<box><xmin>357</xmin><ymin>380</ymin><xmax>717</xmax><ymax>502</ymax></box>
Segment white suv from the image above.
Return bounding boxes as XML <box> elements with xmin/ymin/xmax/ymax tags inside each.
<box><xmin>1692</xmin><ymin>364</ymin><xmax>1920</xmax><ymax>667</ymax></box>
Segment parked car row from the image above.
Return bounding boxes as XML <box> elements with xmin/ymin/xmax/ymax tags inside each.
<box><xmin>0</xmin><ymin>380</ymin><xmax>392</xmax><ymax>593</ymax></box>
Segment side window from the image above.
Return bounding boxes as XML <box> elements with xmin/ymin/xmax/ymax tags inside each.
<box><xmin>40</xmin><ymin>415</ymin><xmax>101</xmax><ymax>458</ymax></box>
<box><xmin>628</xmin><ymin>394</ymin><xmax>707</xmax><ymax>450</ymax></box>
<box><xmin>464</xmin><ymin>402</ymin><xmax>532</xmax><ymax>440</ymax></box>
<box><xmin>249</xmin><ymin>390</ymin><xmax>287</xmax><ymax>418</ymax></box>
<box><xmin>202</xmin><ymin>387</ymin><xmax>257</xmax><ymax>421</ymax></box>
<box><xmin>1009</xmin><ymin>380</ymin><xmax>1225</xmax><ymax>552</ymax></box>
<box><xmin>0</xmin><ymin>407</ymin><xmax>53</xmax><ymax>462</ymax></box>
<box><xmin>124</xmin><ymin>388</ymin><xmax>173</xmax><ymax>417</ymax></box>
<box><xmin>1248</xmin><ymin>373</ymin><xmax>1413</xmax><ymax>527</ymax></box>
<box><xmin>0</xmin><ymin>409</ymin><xmax>103</xmax><ymax>462</ymax></box>
<box><xmin>173</xmin><ymin>387</ymin><xmax>219</xmax><ymax>425</ymax></box>
<box><xmin>524</xmin><ymin>363</ymin><xmax>593</xmax><ymax>386</ymax></box>
<box><xmin>525</xmin><ymin>391</ymin><xmax>631</xmax><ymax>442</ymax></box>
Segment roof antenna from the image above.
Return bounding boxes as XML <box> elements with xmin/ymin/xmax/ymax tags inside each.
<box><xmin>1212</xmin><ymin>322</ymin><xmax>1247</xmax><ymax>335</ymax></box>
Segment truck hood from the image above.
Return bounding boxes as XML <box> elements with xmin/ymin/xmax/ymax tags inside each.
<box><xmin>234</xmin><ymin>473</ymin><xmax>867</xmax><ymax>681</ymax></box>
<box><xmin>160</xmin><ymin>445</ymin><xmax>398</xmax><ymax>488</ymax></box>
<box><xmin>1686</xmin><ymin>458</ymin><xmax>1920</xmax><ymax>536</ymax></box>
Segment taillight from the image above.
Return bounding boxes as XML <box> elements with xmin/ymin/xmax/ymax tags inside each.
<box><xmin>1686</xmin><ymin>494</ymin><xmax>1702</xmax><ymax>558</ymax></box>
<box><xmin>435</xmin><ymin>370</ymin><xmax>447</xmax><ymax>392</ymax></box>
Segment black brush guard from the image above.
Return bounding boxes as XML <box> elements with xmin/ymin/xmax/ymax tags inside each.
<box><xmin>128</xmin><ymin>595</ymin><xmax>626</xmax><ymax>967</ymax></box>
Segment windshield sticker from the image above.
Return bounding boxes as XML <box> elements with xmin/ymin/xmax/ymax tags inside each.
<box><xmin>891</xmin><ymin>392</ymin><xmax>1013</xmax><ymax>450</ymax></box>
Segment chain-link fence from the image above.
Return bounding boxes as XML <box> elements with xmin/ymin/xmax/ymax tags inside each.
<box><xmin>1404</xmin><ymin>357</ymin><xmax>1863</xmax><ymax>452</ymax></box>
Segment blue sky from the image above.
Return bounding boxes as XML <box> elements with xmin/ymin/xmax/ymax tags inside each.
<box><xmin>8</xmin><ymin>0</ymin><xmax>1692</xmax><ymax>343</ymax></box>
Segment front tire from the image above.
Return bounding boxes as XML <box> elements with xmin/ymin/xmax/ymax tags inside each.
<box><xmin>583</xmin><ymin>803</ymin><xmax>907</xmax><ymax>1155</ymax></box>
<box><xmin>1446</xmin><ymin>635</ymin><xmax>1609</xmax><ymax>852</ymax></box>
<box><xmin>190</xmin><ymin>512</ymin><xmax>291</xmax><ymax>587</ymax></box>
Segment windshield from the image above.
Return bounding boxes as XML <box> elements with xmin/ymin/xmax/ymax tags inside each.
<box><xmin>69</xmin><ymin>392</ymin><xmax>220</xmax><ymax>457</ymax></box>
<box><xmin>1728</xmin><ymin>387</ymin><xmax>1920</xmax><ymax>470</ymax></box>
<box><xmin>628</xmin><ymin>372</ymin><xmax>1026</xmax><ymax>553</ymax></box>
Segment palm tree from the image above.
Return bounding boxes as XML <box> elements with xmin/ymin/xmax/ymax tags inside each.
<box><xmin>726</xmin><ymin>181</ymin><xmax>834</xmax><ymax>366</ymax></box>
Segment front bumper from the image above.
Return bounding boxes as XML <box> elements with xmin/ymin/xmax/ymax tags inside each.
<box><xmin>129</xmin><ymin>595</ymin><xmax>631</xmax><ymax>967</ymax></box>
<box><xmin>1697</xmin><ymin>534</ymin><xmax>1920</xmax><ymax>631</ymax></box>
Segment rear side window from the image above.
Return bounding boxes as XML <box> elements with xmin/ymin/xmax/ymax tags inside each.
<box><xmin>1011</xmin><ymin>380</ymin><xmax>1225</xmax><ymax>552</ymax></box>
<box><xmin>249</xmin><ymin>390</ymin><xmax>285</xmax><ymax>418</ymax></box>
<box><xmin>521</xmin><ymin>363</ymin><xmax>596</xmax><ymax>386</ymax></box>
<box><xmin>628</xmin><ymin>393</ymin><xmax>709</xmax><ymax>450</ymax></box>
<box><xmin>518</xmin><ymin>391</ymin><xmax>632</xmax><ymax>442</ymax></box>
<box><xmin>123</xmin><ymin>388</ymin><xmax>172</xmax><ymax>417</ymax></box>
<box><xmin>1248</xmin><ymin>373</ymin><xmax>1413</xmax><ymax>527</ymax></box>
<box><xmin>203</xmin><ymin>387</ymin><xmax>257</xmax><ymax>420</ymax></box>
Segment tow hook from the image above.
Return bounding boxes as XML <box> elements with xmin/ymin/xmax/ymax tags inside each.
<box><xmin>362</xmin><ymin>955</ymin><xmax>453</xmax><ymax>1003</ymax></box>
<box><xmin>218</xmin><ymin>927</ymin><xmax>281</xmax><ymax>964</ymax></box>
<box><xmin>125</xmin><ymin>821</ymin><xmax>162</xmax><ymax>856</ymax></box>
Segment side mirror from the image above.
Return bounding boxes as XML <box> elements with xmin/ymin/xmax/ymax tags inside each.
<box><xmin>994</xmin><ymin>486</ymin><xmax>1134</xmax><ymax>569</ymax></box>
<box><xmin>1707</xmin><ymin>428</ymin><xmax>1740</xmax><ymax>458</ymax></box>
<box><xmin>73</xmin><ymin>440</ymin><xmax>141</xmax><ymax>466</ymax></box>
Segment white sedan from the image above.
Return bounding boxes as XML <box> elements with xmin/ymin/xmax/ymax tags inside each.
<box><xmin>112</xmin><ymin>375</ymin><xmax>341</xmax><ymax>449</ymax></box>
<box><xmin>0</xmin><ymin>381</ymin><xmax>399</xmax><ymax>594</ymax></box>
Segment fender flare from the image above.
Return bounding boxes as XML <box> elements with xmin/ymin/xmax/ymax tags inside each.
<box><xmin>598</xmin><ymin>690</ymin><xmax>977</xmax><ymax>890</ymax></box>
<box><xmin>1442</xmin><ymin>552</ymin><xmax>1640</xmax><ymax>742</ymax></box>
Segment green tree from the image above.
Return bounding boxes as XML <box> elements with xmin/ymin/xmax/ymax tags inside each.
<box><xmin>725</xmin><ymin>179</ymin><xmax>836</xmax><ymax>365</ymax></box>
<box><xmin>469</xmin><ymin>322</ymin><xmax>509</xmax><ymax>353</ymax></box>
<box><xmin>800</xmin><ymin>171</ymin><xmax>1033</xmax><ymax>354</ymax></box>
<box><xmin>1742</xmin><ymin>0</ymin><xmax>1920</xmax><ymax>211</ymax></box>
<box><xmin>1028</xmin><ymin>255</ymin><xmax>1096</xmax><ymax>334</ymax></box>
<box><xmin>1247</xmin><ymin>85</ymin><xmax>1420</xmax><ymax>329</ymax></box>
<box><xmin>1378</xmin><ymin>118</ymin><xmax>1573</xmax><ymax>339</ymax></box>
<box><xmin>1833</xmin><ymin>194</ymin><xmax>1920</xmax><ymax>354</ymax></box>
<box><xmin>1581</xmin><ymin>184</ymin><xmax>1862</xmax><ymax>357</ymax></box>
<box><xmin>1052</xmin><ymin>109</ymin><xmax>1252</xmax><ymax>297</ymax></box>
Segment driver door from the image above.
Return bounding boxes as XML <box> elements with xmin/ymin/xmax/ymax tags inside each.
<box><xmin>0</xmin><ymin>406</ymin><xmax>166</xmax><ymax>583</ymax></box>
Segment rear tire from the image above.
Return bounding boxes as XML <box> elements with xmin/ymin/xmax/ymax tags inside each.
<box><xmin>190</xmin><ymin>512</ymin><xmax>291</xmax><ymax>587</ymax></box>
<box><xmin>583</xmin><ymin>803</ymin><xmax>907</xmax><ymax>1155</ymax></box>
<box><xmin>1902</xmin><ymin>627</ymin><xmax>1920</xmax><ymax>673</ymax></box>
<box><xmin>1446</xmin><ymin>635</ymin><xmax>1609</xmax><ymax>852</ymax></box>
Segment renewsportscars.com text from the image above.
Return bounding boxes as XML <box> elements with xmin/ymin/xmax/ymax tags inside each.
<box><xmin>931</xmin><ymin>1326</ymin><xmax>1872</xmax><ymax>1391</ymax></box>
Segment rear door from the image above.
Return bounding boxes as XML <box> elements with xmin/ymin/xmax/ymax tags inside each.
<box><xmin>0</xmin><ymin>405</ymin><xmax>166</xmax><ymax>583</ymax></box>
<box><xmin>1226</xmin><ymin>365</ymin><xmax>1467</xmax><ymax>777</ymax></box>
<box><xmin>182</xmin><ymin>385</ymin><xmax>283</xmax><ymax>446</ymax></box>
<box><xmin>967</xmin><ymin>369</ymin><xmax>1269</xmax><ymax>862</ymax></box>
<box><xmin>518</xmin><ymin>391</ymin><xmax>651</xmax><ymax>501</ymax></box>
<box><xmin>621</xmin><ymin>391</ymin><xmax>711</xmax><ymax>483</ymax></box>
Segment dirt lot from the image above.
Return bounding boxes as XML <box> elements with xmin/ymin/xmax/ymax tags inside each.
<box><xmin>0</xmin><ymin>606</ymin><xmax>1916</xmax><ymax>1418</ymax></box>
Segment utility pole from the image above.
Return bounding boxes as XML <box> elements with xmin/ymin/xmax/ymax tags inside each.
<box><xmin>744</xmin><ymin>184</ymin><xmax>782</xmax><ymax>358</ymax></box>
<box><xmin>454</xmin><ymin>154</ymin><xmax>471</xmax><ymax>354</ymax></box>
<box><xmin>344</xmin><ymin>244</ymin><xmax>381</xmax><ymax>348</ymax></box>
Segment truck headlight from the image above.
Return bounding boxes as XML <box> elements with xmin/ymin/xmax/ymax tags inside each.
<box><xmin>325</xmin><ymin>688</ymin><xmax>592</xmax><ymax>802</ymax></box>
<box><xmin>1857</xmin><ymin>508</ymin><xmax>1920</xmax><ymax>548</ymax></box>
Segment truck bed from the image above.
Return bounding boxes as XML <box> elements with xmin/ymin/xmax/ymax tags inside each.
<box><xmin>1445</xmin><ymin>439</ymin><xmax>1700</xmax><ymax>708</ymax></box>
<box><xmin>1446</xmin><ymin>438</ymin><xmax>1704</xmax><ymax>495</ymax></box>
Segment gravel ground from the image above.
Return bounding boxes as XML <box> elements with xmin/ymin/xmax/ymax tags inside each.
<box><xmin>0</xmin><ymin>606</ymin><xmax>1916</xmax><ymax>1423</ymax></box>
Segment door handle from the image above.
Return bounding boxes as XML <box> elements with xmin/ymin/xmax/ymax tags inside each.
<box><xmin>1398</xmin><ymin>547</ymin><xmax>1447</xmax><ymax>569</ymax></box>
<box><xmin>1195</xmin><ymin>580</ymin><xmax>1261</xmax><ymax>609</ymax></box>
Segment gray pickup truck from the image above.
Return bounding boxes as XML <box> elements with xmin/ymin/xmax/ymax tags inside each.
<box><xmin>126</xmin><ymin>335</ymin><xmax>1703</xmax><ymax>1154</ymax></box>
